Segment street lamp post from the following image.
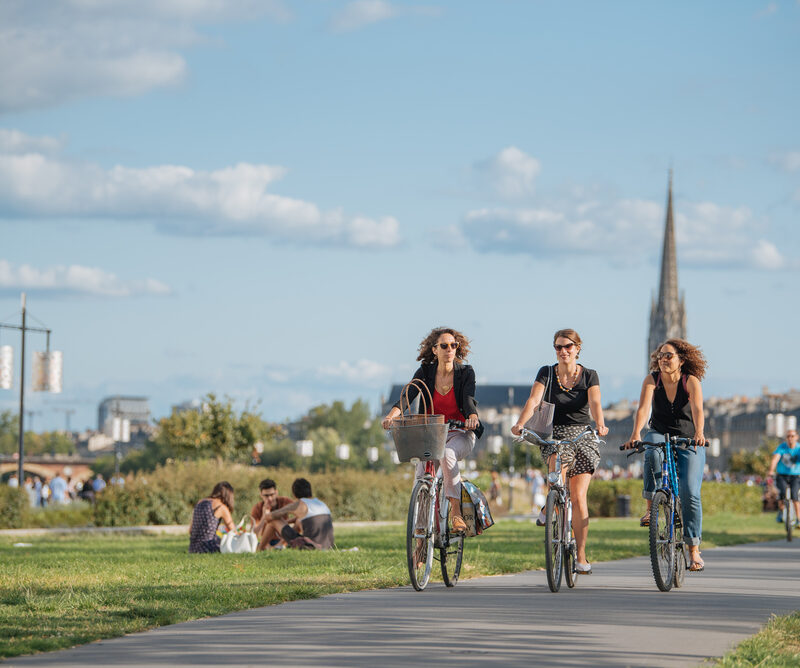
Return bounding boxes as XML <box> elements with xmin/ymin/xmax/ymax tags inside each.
<box><xmin>0</xmin><ymin>293</ymin><xmax>59</xmax><ymax>483</ymax></box>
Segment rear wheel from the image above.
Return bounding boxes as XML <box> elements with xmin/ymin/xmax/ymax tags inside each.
<box><xmin>440</xmin><ymin>534</ymin><xmax>464</xmax><ymax>587</ymax></box>
<box><xmin>649</xmin><ymin>490</ymin><xmax>675</xmax><ymax>592</ymax></box>
<box><xmin>673</xmin><ymin>499</ymin><xmax>686</xmax><ymax>588</ymax></box>
<box><xmin>407</xmin><ymin>480</ymin><xmax>434</xmax><ymax>591</ymax></box>
<box><xmin>786</xmin><ymin>497</ymin><xmax>793</xmax><ymax>542</ymax></box>
<box><xmin>544</xmin><ymin>489</ymin><xmax>564</xmax><ymax>593</ymax></box>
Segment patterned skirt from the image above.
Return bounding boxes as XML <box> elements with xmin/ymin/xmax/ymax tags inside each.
<box><xmin>539</xmin><ymin>424</ymin><xmax>600</xmax><ymax>479</ymax></box>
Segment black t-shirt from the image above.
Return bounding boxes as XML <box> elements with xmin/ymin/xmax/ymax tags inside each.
<box><xmin>649</xmin><ymin>372</ymin><xmax>694</xmax><ymax>437</ymax></box>
<box><xmin>535</xmin><ymin>364</ymin><xmax>599</xmax><ymax>426</ymax></box>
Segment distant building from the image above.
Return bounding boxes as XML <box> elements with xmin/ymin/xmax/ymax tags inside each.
<box><xmin>97</xmin><ymin>396</ymin><xmax>150</xmax><ymax>431</ymax></box>
<box><xmin>648</xmin><ymin>171</ymin><xmax>687</xmax><ymax>366</ymax></box>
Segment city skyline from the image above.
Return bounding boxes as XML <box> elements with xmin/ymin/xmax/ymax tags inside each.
<box><xmin>1</xmin><ymin>2</ymin><xmax>798</xmax><ymax>432</ymax></box>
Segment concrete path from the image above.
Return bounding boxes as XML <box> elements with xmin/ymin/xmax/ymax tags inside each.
<box><xmin>7</xmin><ymin>540</ymin><xmax>800</xmax><ymax>668</ymax></box>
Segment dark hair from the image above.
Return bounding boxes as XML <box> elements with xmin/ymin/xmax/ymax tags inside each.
<box><xmin>291</xmin><ymin>477</ymin><xmax>312</xmax><ymax>499</ymax></box>
<box><xmin>649</xmin><ymin>339</ymin><xmax>707</xmax><ymax>380</ymax></box>
<box><xmin>416</xmin><ymin>327</ymin><xmax>472</xmax><ymax>364</ymax></box>
<box><xmin>259</xmin><ymin>478</ymin><xmax>277</xmax><ymax>492</ymax></box>
<box><xmin>209</xmin><ymin>481</ymin><xmax>234</xmax><ymax>512</ymax></box>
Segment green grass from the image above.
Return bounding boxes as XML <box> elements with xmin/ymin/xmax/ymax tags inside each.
<box><xmin>0</xmin><ymin>513</ymin><xmax>787</xmax><ymax>659</ymax></box>
<box><xmin>711</xmin><ymin>611</ymin><xmax>800</xmax><ymax>667</ymax></box>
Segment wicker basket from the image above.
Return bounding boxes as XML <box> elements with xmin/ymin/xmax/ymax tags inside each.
<box><xmin>389</xmin><ymin>379</ymin><xmax>447</xmax><ymax>462</ymax></box>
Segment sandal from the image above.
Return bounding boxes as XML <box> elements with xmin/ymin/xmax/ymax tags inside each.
<box><xmin>639</xmin><ymin>511</ymin><xmax>650</xmax><ymax>527</ymax></box>
<box><xmin>451</xmin><ymin>515</ymin><xmax>467</xmax><ymax>534</ymax></box>
<box><xmin>689</xmin><ymin>551</ymin><xmax>704</xmax><ymax>572</ymax></box>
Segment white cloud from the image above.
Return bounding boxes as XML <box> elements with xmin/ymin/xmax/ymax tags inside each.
<box><xmin>0</xmin><ymin>260</ymin><xmax>171</xmax><ymax>297</ymax></box>
<box><xmin>769</xmin><ymin>150</ymin><xmax>800</xmax><ymax>172</ymax></box>
<box><xmin>460</xmin><ymin>189</ymin><xmax>790</xmax><ymax>271</ymax></box>
<box><xmin>318</xmin><ymin>359</ymin><xmax>392</xmax><ymax>386</ymax></box>
<box><xmin>475</xmin><ymin>146</ymin><xmax>541</xmax><ymax>199</ymax></box>
<box><xmin>0</xmin><ymin>0</ymin><xmax>291</xmax><ymax>113</ymax></box>
<box><xmin>0</xmin><ymin>129</ymin><xmax>63</xmax><ymax>155</ymax></box>
<box><xmin>328</xmin><ymin>1</ymin><xmax>441</xmax><ymax>32</ymax></box>
<box><xmin>0</xmin><ymin>130</ymin><xmax>401</xmax><ymax>248</ymax></box>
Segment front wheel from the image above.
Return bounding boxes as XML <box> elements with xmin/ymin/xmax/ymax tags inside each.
<box><xmin>786</xmin><ymin>496</ymin><xmax>793</xmax><ymax>543</ymax></box>
<box><xmin>544</xmin><ymin>489</ymin><xmax>564</xmax><ymax>593</ymax></box>
<box><xmin>407</xmin><ymin>480</ymin><xmax>434</xmax><ymax>591</ymax></box>
<box><xmin>673</xmin><ymin>499</ymin><xmax>686</xmax><ymax>588</ymax></box>
<box><xmin>649</xmin><ymin>490</ymin><xmax>675</xmax><ymax>592</ymax></box>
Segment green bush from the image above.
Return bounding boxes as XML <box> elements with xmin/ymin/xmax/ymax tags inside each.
<box><xmin>0</xmin><ymin>486</ymin><xmax>29</xmax><ymax>529</ymax></box>
<box><xmin>91</xmin><ymin>460</ymin><xmax>414</xmax><ymax>526</ymax></box>
<box><xmin>588</xmin><ymin>479</ymin><xmax>762</xmax><ymax>517</ymax></box>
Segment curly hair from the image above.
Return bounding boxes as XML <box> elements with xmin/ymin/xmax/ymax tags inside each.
<box><xmin>416</xmin><ymin>327</ymin><xmax>471</xmax><ymax>364</ymax></box>
<box><xmin>649</xmin><ymin>339</ymin><xmax>707</xmax><ymax>380</ymax></box>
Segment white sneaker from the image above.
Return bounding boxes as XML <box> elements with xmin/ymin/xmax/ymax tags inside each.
<box><xmin>575</xmin><ymin>562</ymin><xmax>592</xmax><ymax>574</ymax></box>
<box><xmin>535</xmin><ymin>510</ymin><xmax>546</xmax><ymax>526</ymax></box>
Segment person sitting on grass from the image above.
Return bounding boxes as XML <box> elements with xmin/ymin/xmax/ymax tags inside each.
<box><xmin>189</xmin><ymin>481</ymin><xmax>236</xmax><ymax>554</ymax></box>
<box><xmin>250</xmin><ymin>478</ymin><xmax>293</xmax><ymax>551</ymax></box>
<box><xmin>259</xmin><ymin>478</ymin><xmax>334</xmax><ymax>550</ymax></box>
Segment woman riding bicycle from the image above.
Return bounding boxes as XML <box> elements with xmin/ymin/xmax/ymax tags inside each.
<box><xmin>623</xmin><ymin>338</ymin><xmax>707</xmax><ymax>572</ymax></box>
<box><xmin>511</xmin><ymin>328</ymin><xmax>608</xmax><ymax>575</ymax></box>
<box><xmin>382</xmin><ymin>327</ymin><xmax>483</xmax><ymax>534</ymax></box>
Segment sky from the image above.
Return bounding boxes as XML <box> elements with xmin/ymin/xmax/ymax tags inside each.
<box><xmin>1</xmin><ymin>0</ymin><xmax>798</xmax><ymax>433</ymax></box>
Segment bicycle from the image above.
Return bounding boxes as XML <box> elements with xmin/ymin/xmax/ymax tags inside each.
<box><xmin>405</xmin><ymin>419</ymin><xmax>468</xmax><ymax>591</ymax></box>
<box><xmin>517</xmin><ymin>426</ymin><xmax>601</xmax><ymax>593</ymax></box>
<box><xmin>769</xmin><ymin>477</ymin><xmax>798</xmax><ymax>542</ymax></box>
<box><xmin>622</xmin><ymin>435</ymin><xmax>707</xmax><ymax>592</ymax></box>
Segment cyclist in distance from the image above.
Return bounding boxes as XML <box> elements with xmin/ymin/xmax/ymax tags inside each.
<box><xmin>511</xmin><ymin>328</ymin><xmax>609</xmax><ymax>575</ymax></box>
<box><xmin>623</xmin><ymin>339</ymin><xmax>707</xmax><ymax>572</ymax></box>
<box><xmin>766</xmin><ymin>428</ymin><xmax>800</xmax><ymax>527</ymax></box>
<box><xmin>382</xmin><ymin>327</ymin><xmax>483</xmax><ymax>534</ymax></box>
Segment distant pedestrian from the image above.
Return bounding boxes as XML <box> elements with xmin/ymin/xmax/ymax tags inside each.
<box><xmin>92</xmin><ymin>474</ymin><xmax>106</xmax><ymax>493</ymax></box>
<box><xmin>49</xmin><ymin>472</ymin><xmax>68</xmax><ymax>504</ymax></box>
<box><xmin>7</xmin><ymin>473</ymin><xmax>19</xmax><ymax>488</ymax></box>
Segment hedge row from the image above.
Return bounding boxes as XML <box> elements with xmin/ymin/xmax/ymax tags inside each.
<box><xmin>0</xmin><ymin>461</ymin><xmax>764</xmax><ymax>529</ymax></box>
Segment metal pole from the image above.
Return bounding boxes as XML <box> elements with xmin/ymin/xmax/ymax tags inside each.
<box><xmin>17</xmin><ymin>292</ymin><xmax>26</xmax><ymax>483</ymax></box>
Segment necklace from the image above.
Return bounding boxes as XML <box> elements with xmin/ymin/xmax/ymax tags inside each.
<box><xmin>556</xmin><ymin>365</ymin><xmax>580</xmax><ymax>391</ymax></box>
<box><xmin>436</xmin><ymin>372</ymin><xmax>453</xmax><ymax>394</ymax></box>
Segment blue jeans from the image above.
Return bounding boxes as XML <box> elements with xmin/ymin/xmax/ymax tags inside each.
<box><xmin>641</xmin><ymin>430</ymin><xmax>705</xmax><ymax>546</ymax></box>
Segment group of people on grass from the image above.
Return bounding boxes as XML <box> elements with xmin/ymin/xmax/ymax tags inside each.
<box><xmin>188</xmin><ymin>476</ymin><xmax>334</xmax><ymax>554</ymax></box>
<box><xmin>382</xmin><ymin>326</ymin><xmax>709</xmax><ymax>575</ymax></box>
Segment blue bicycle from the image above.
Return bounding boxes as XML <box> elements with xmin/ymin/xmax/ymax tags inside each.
<box><xmin>622</xmin><ymin>436</ymin><xmax>706</xmax><ymax>592</ymax></box>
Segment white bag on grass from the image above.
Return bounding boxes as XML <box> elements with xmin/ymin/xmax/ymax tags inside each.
<box><xmin>220</xmin><ymin>517</ymin><xmax>258</xmax><ymax>553</ymax></box>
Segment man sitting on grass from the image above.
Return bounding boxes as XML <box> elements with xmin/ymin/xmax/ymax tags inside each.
<box><xmin>250</xmin><ymin>478</ymin><xmax>293</xmax><ymax>551</ymax></box>
<box><xmin>260</xmin><ymin>477</ymin><xmax>334</xmax><ymax>550</ymax></box>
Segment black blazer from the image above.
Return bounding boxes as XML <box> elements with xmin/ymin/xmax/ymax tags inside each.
<box><xmin>393</xmin><ymin>361</ymin><xmax>484</xmax><ymax>439</ymax></box>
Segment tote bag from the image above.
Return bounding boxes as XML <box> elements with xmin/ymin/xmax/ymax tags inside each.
<box><xmin>525</xmin><ymin>365</ymin><xmax>554</xmax><ymax>438</ymax></box>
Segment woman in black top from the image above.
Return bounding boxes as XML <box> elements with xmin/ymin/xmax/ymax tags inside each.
<box><xmin>512</xmin><ymin>328</ymin><xmax>608</xmax><ymax>574</ymax></box>
<box><xmin>623</xmin><ymin>339</ymin><xmax>707</xmax><ymax>571</ymax></box>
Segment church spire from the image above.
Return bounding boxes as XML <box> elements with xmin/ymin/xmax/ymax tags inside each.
<box><xmin>648</xmin><ymin>170</ymin><xmax>687</xmax><ymax>366</ymax></box>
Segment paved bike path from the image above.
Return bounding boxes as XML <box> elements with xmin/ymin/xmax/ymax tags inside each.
<box><xmin>7</xmin><ymin>540</ymin><xmax>800</xmax><ymax>667</ymax></box>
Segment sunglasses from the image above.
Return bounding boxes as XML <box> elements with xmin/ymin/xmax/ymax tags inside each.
<box><xmin>437</xmin><ymin>342</ymin><xmax>459</xmax><ymax>351</ymax></box>
<box><xmin>553</xmin><ymin>342</ymin><xmax>575</xmax><ymax>352</ymax></box>
<box><xmin>657</xmin><ymin>352</ymin><xmax>677</xmax><ymax>360</ymax></box>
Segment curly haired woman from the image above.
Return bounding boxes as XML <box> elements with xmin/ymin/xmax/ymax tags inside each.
<box><xmin>623</xmin><ymin>339</ymin><xmax>708</xmax><ymax>572</ymax></box>
<box><xmin>382</xmin><ymin>327</ymin><xmax>483</xmax><ymax>535</ymax></box>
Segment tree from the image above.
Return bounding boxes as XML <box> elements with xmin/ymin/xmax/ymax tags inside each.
<box><xmin>728</xmin><ymin>438</ymin><xmax>777</xmax><ymax>477</ymax></box>
<box><xmin>0</xmin><ymin>411</ymin><xmax>76</xmax><ymax>456</ymax></box>
<box><xmin>152</xmin><ymin>393</ymin><xmax>283</xmax><ymax>463</ymax></box>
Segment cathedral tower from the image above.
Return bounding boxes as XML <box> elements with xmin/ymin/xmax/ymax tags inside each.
<box><xmin>648</xmin><ymin>171</ymin><xmax>687</xmax><ymax>366</ymax></box>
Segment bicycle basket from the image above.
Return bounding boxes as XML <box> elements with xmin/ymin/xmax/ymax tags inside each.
<box><xmin>389</xmin><ymin>379</ymin><xmax>447</xmax><ymax>462</ymax></box>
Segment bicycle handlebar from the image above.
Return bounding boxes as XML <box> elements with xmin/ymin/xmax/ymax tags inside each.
<box><xmin>516</xmin><ymin>426</ymin><xmax>602</xmax><ymax>448</ymax></box>
<box><xmin>619</xmin><ymin>438</ymin><xmax>708</xmax><ymax>455</ymax></box>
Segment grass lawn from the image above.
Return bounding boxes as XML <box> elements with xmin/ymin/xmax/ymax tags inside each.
<box><xmin>0</xmin><ymin>512</ymin><xmax>788</xmax><ymax>659</ymax></box>
<box><xmin>712</xmin><ymin>611</ymin><xmax>800</xmax><ymax>667</ymax></box>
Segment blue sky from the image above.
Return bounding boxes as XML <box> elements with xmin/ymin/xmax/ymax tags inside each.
<box><xmin>1</xmin><ymin>1</ymin><xmax>798</xmax><ymax>432</ymax></box>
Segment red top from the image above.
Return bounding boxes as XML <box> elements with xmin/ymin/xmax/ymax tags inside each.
<box><xmin>432</xmin><ymin>387</ymin><xmax>466</xmax><ymax>423</ymax></box>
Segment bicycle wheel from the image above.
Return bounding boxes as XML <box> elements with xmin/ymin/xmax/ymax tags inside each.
<box><xmin>563</xmin><ymin>501</ymin><xmax>576</xmax><ymax>588</ymax></box>
<box><xmin>440</xmin><ymin>533</ymin><xmax>464</xmax><ymax>587</ymax></box>
<box><xmin>544</xmin><ymin>489</ymin><xmax>564</xmax><ymax>593</ymax></box>
<box><xmin>649</xmin><ymin>490</ymin><xmax>675</xmax><ymax>592</ymax></box>
<box><xmin>407</xmin><ymin>479</ymin><xmax>434</xmax><ymax>591</ymax></box>
<box><xmin>673</xmin><ymin>498</ymin><xmax>686</xmax><ymax>588</ymax></box>
<box><xmin>786</xmin><ymin>496</ymin><xmax>793</xmax><ymax>543</ymax></box>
